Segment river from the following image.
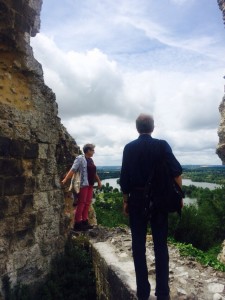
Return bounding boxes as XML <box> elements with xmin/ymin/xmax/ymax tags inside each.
<box><xmin>101</xmin><ymin>178</ymin><xmax>222</xmax><ymax>205</ymax></box>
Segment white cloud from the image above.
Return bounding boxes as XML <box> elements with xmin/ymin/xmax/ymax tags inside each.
<box><xmin>31</xmin><ymin>0</ymin><xmax>225</xmax><ymax>166</ymax></box>
<box><xmin>170</xmin><ymin>0</ymin><xmax>194</xmax><ymax>5</ymax></box>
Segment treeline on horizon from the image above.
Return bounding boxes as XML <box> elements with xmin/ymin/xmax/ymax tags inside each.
<box><xmin>97</xmin><ymin>165</ymin><xmax>225</xmax><ymax>185</ymax></box>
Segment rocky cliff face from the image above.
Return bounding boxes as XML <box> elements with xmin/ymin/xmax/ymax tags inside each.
<box><xmin>217</xmin><ymin>0</ymin><xmax>225</xmax><ymax>165</ymax></box>
<box><xmin>0</xmin><ymin>0</ymin><xmax>79</xmax><ymax>296</ymax></box>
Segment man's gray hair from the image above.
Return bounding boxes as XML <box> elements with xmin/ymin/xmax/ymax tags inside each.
<box><xmin>136</xmin><ymin>113</ymin><xmax>154</xmax><ymax>134</ymax></box>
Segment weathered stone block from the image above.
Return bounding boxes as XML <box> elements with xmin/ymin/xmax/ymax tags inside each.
<box><xmin>0</xmin><ymin>196</ymin><xmax>20</xmax><ymax>218</ymax></box>
<box><xmin>48</xmin><ymin>190</ymin><xmax>63</xmax><ymax>207</ymax></box>
<box><xmin>0</xmin><ymin>179</ymin><xmax>3</xmax><ymax>197</ymax></box>
<box><xmin>0</xmin><ymin>197</ymin><xmax>8</xmax><ymax>219</ymax></box>
<box><xmin>14</xmin><ymin>212</ymin><xmax>36</xmax><ymax>233</ymax></box>
<box><xmin>35</xmin><ymin>174</ymin><xmax>54</xmax><ymax>191</ymax></box>
<box><xmin>46</xmin><ymin>158</ymin><xmax>58</xmax><ymax>174</ymax></box>
<box><xmin>36</xmin><ymin>206</ymin><xmax>60</xmax><ymax>226</ymax></box>
<box><xmin>38</xmin><ymin>143</ymin><xmax>49</xmax><ymax>159</ymax></box>
<box><xmin>0</xmin><ymin>2</ymin><xmax>10</xmax><ymax>27</ymax></box>
<box><xmin>0</xmin><ymin>120</ymin><xmax>14</xmax><ymax>137</ymax></box>
<box><xmin>0</xmin><ymin>158</ymin><xmax>24</xmax><ymax>176</ymax></box>
<box><xmin>0</xmin><ymin>255</ymin><xmax>7</xmax><ymax>276</ymax></box>
<box><xmin>10</xmin><ymin>139</ymin><xmax>24</xmax><ymax>157</ymax></box>
<box><xmin>0</xmin><ymin>237</ymin><xmax>10</xmax><ymax>254</ymax></box>
<box><xmin>22</xmin><ymin>159</ymin><xmax>33</xmax><ymax>176</ymax></box>
<box><xmin>4</xmin><ymin>176</ymin><xmax>25</xmax><ymax>195</ymax></box>
<box><xmin>23</xmin><ymin>176</ymin><xmax>35</xmax><ymax>194</ymax></box>
<box><xmin>24</xmin><ymin>143</ymin><xmax>39</xmax><ymax>159</ymax></box>
<box><xmin>0</xmin><ymin>217</ymin><xmax>15</xmax><ymax>237</ymax></box>
<box><xmin>33</xmin><ymin>159</ymin><xmax>47</xmax><ymax>175</ymax></box>
<box><xmin>0</xmin><ymin>197</ymin><xmax>8</xmax><ymax>211</ymax></box>
<box><xmin>12</xmin><ymin>230</ymin><xmax>35</xmax><ymax>251</ymax></box>
<box><xmin>33</xmin><ymin>192</ymin><xmax>49</xmax><ymax>210</ymax></box>
<box><xmin>20</xmin><ymin>194</ymin><xmax>33</xmax><ymax>213</ymax></box>
<box><xmin>0</xmin><ymin>136</ymin><xmax>11</xmax><ymax>156</ymax></box>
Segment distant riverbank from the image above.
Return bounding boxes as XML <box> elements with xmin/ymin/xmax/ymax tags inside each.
<box><xmin>101</xmin><ymin>178</ymin><xmax>221</xmax><ymax>190</ymax></box>
<box><xmin>101</xmin><ymin>178</ymin><xmax>222</xmax><ymax>206</ymax></box>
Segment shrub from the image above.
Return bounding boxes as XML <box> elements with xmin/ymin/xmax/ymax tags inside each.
<box><xmin>2</xmin><ymin>237</ymin><xmax>96</xmax><ymax>300</ymax></box>
<box><xmin>93</xmin><ymin>190</ymin><xmax>129</xmax><ymax>228</ymax></box>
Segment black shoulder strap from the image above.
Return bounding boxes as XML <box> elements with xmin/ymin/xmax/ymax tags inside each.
<box><xmin>145</xmin><ymin>139</ymin><xmax>160</xmax><ymax>186</ymax></box>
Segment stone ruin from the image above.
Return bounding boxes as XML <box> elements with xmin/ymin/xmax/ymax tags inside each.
<box><xmin>0</xmin><ymin>0</ymin><xmax>225</xmax><ymax>299</ymax></box>
<box><xmin>0</xmin><ymin>0</ymin><xmax>79</xmax><ymax>297</ymax></box>
<box><xmin>217</xmin><ymin>0</ymin><xmax>225</xmax><ymax>164</ymax></box>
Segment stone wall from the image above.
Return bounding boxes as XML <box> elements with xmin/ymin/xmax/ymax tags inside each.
<box><xmin>217</xmin><ymin>0</ymin><xmax>225</xmax><ymax>165</ymax></box>
<box><xmin>0</xmin><ymin>0</ymin><xmax>79</xmax><ymax>296</ymax></box>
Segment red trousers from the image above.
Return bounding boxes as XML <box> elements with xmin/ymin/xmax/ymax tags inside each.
<box><xmin>75</xmin><ymin>186</ymin><xmax>93</xmax><ymax>223</ymax></box>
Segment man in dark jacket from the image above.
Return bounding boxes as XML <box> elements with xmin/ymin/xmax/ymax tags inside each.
<box><xmin>120</xmin><ymin>113</ymin><xmax>182</xmax><ymax>300</ymax></box>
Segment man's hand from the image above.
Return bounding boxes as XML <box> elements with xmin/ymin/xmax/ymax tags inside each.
<box><xmin>123</xmin><ymin>202</ymin><xmax>129</xmax><ymax>216</ymax></box>
<box><xmin>181</xmin><ymin>198</ymin><xmax>184</xmax><ymax>208</ymax></box>
<box><xmin>123</xmin><ymin>194</ymin><xmax>129</xmax><ymax>216</ymax></box>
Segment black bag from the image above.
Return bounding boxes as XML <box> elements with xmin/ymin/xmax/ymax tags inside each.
<box><xmin>143</xmin><ymin>141</ymin><xmax>185</xmax><ymax>219</ymax></box>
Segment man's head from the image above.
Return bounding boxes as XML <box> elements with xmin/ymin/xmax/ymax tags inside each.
<box><xmin>136</xmin><ymin>113</ymin><xmax>154</xmax><ymax>134</ymax></box>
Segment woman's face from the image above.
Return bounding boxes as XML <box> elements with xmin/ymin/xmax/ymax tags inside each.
<box><xmin>87</xmin><ymin>148</ymin><xmax>95</xmax><ymax>157</ymax></box>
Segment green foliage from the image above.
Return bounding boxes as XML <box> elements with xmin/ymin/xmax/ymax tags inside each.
<box><xmin>169</xmin><ymin>185</ymin><xmax>225</xmax><ymax>251</ymax></box>
<box><xmin>182</xmin><ymin>166</ymin><xmax>225</xmax><ymax>184</ymax></box>
<box><xmin>3</xmin><ymin>237</ymin><xmax>96</xmax><ymax>300</ymax></box>
<box><xmin>168</xmin><ymin>205</ymin><xmax>218</xmax><ymax>250</ymax></box>
<box><xmin>93</xmin><ymin>188</ymin><xmax>129</xmax><ymax>228</ymax></box>
<box><xmin>171</xmin><ymin>241</ymin><xmax>225</xmax><ymax>272</ymax></box>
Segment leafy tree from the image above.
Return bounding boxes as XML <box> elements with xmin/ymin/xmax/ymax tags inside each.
<box><xmin>94</xmin><ymin>189</ymin><xmax>128</xmax><ymax>228</ymax></box>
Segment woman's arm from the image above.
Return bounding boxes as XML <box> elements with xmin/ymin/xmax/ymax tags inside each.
<box><xmin>95</xmin><ymin>173</ymin><xmax>102</xmax><ymax>188</ymax></box>
<box><xmin>61</xmin><ymin>169</ymin><xmax>74</xmax><ymax>185</ymax></box>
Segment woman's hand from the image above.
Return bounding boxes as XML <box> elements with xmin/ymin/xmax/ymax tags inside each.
<box><xmin>97</xmin><ymin>181</ymin><xmax>102</xmax><ymax>189</ymax></box>
<box><xmin>61</xmin><ymin>178</ymin><xmax>67</xmax><ymax>185</ymax></box>
<box><xmin>95</xmin><ymin>174</ymin><xmax>102</xmax><ymax>189</ymax></box>
<box><xmin>61</xmin><ymin>169</ymin><xmax>74</xmax><ymax>185</ymax></box>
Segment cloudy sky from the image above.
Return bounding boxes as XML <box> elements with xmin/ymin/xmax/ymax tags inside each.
<box><xmin>31</xmin><ymin>0</ymin><xmax>225</xmax><ymax>166</ymax></box>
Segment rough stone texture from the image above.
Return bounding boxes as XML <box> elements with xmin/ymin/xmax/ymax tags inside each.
<box><xmin>217</xmin><ymin>0</ymin><xmax>225</xmax><ymax>165</ymax></box>
<box><xmin>217</xmin><ymin>96</ymin><xmax>225</xmax><ymax>164</ymax></box>
<box><xmin>0</xmin><ymin>0</ymin><xmax>79</xmax><ymax>296</ymax></box>
<box><xmin>218</xmin><ymin>241</ymin><xmax>225</xmax><ymax>265</ymax></box>
<box><xmin>86</xmin><ymin>227</ymin><xmax>225</xmax><ymax>300</ymax></box>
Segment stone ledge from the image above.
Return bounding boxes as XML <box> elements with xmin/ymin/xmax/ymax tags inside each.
<box><xmin>84</xmin><ymin>227</ymin><xmax>225</xmax><ymax>300</ymax></box>
<box><xmin>91</xmin><ymin>240</ymin><xmax>138</xmax><ymax>300</ymax></box>
<box><xmin>90</xmin><ymin>239</ymin><xmax>158</xmax><ymax>300</ymax></box>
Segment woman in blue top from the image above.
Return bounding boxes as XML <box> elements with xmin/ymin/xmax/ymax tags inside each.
<box><xmin>62</xmin><ymin>143</ymin><xmax>101</xmax><ymax>231</ymax></box>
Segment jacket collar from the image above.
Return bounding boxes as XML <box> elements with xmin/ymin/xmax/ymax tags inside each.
<box><xmin>138</xmin><ymin>133</ymin><xmax>152</xmax><ymax>139</ymax></box>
